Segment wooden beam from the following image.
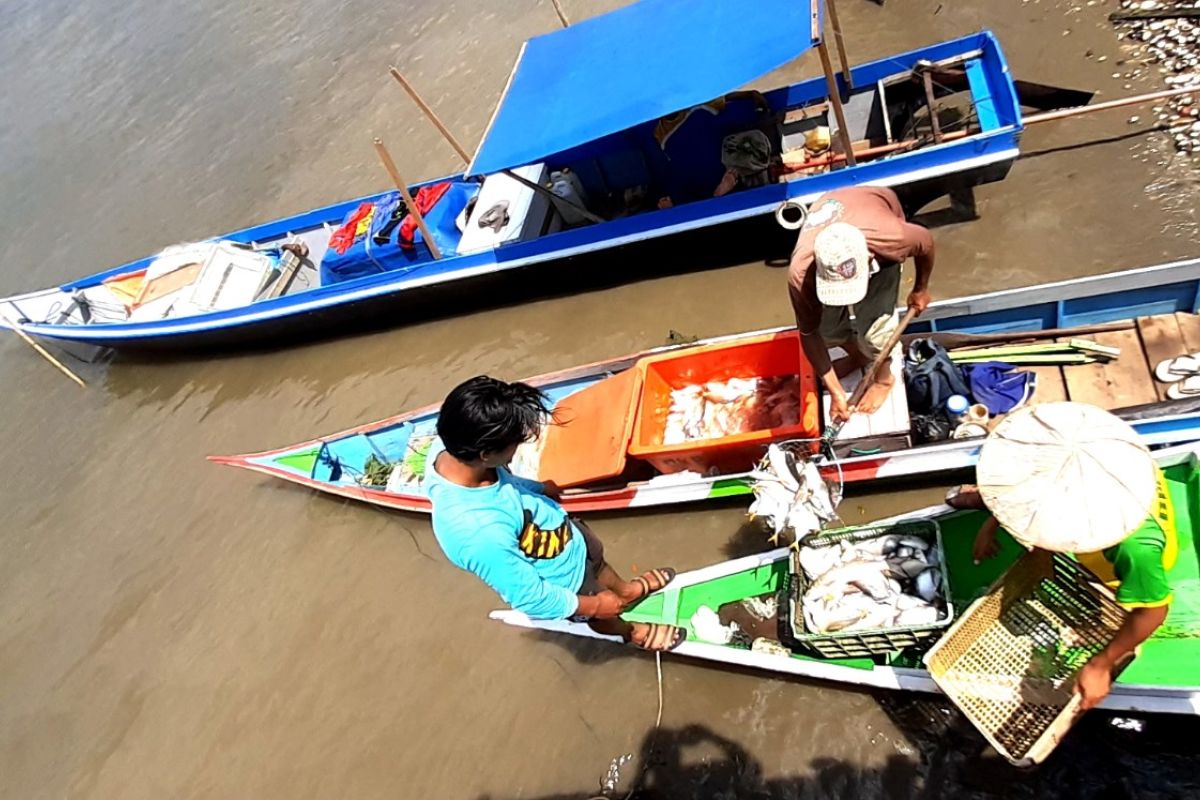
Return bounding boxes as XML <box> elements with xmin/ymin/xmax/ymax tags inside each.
<box><xmin>373</xmin><ymin>138</ymin><xmax>443</xmax><ymax>260</ymax></box>
<box><xmin>550</xmin><ymin>0</ymin><xmax>570</xmax><ymax>27</ymax></box>
<box><xmin>817</xmin><ymin>42</ymin><xmax>856</xmax><ymax>167</ymax></box>
<box><xmin>922</xmin><ymin>71</ymin><xmax>943</xmax><ymax>143</ymax></box>
<box><xmin>0</xmin><ymin>308</ymin><xmax>87</xmax><ymax>389</ymax></box>
<box><xmin>1110</xmin><ymin>9</ymin><xmax>1200</xmax><ymax>21</ymax></box>
<box><xmin>389</xmin><ymin>67</ymin><xmax>472</xmax><ymax>164</ymax></box>
<box><xmin>824</xmin><ymin>0</ymin><xmax>853</xmax><ymax>90</ymax></box>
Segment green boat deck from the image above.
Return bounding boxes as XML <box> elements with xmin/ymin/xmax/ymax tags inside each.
<box><xmin>623</xmin><ymin>461</ymin><xmax>1200</xmax><ymax>689</ymax></box>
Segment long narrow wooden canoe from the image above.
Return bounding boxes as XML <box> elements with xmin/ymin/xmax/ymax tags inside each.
<box><xmin>211</xmin><ymin>258</ymin><xmax>1200</xmax><ymax>513</ymax></box>
<box><xmin>492</xmin><ymin>442</ymin><xmax>1200</xmax><ymax>716</ymax></box>
<box><xmin>0</xmin><ymin>14</ymin><xmax>1020</xmax><ymax>351</ymax></box>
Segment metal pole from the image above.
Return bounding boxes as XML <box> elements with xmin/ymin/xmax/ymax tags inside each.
<box><xmin>818</xmin><ymin>42</ymin><xmax>857</xmax><ymax>167</ymax></box>
<box><xmin>389</xmin><ymin>67</ymin><xmax>472</xmax><ymax>163</ymax></box>
<box><xmin>373</xmin><ymin>138</ymin><xmax>444</xmax><ymax>260</ymax></box>
<box><xmin>824</xmin><ymin>0</ymin><xmax>853</xmax><ymax>90</ymax></box>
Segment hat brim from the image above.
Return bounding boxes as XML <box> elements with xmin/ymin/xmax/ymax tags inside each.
<box><xmin>816</xmin><ymin>273</ymin><xmax>869</xmax><ymax>307</ymax></box>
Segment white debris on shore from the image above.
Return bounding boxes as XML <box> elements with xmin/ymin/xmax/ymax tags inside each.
<box><xmin>1114</xmin><ymin>0</ymin><xmax>1200</xmax><ymax>154</ymax></box>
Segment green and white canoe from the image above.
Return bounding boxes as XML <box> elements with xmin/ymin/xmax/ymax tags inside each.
<box><xmin>491</xmin><ymin>443</ymin><xmax>1200</xmax><ymax>716</ymax></box>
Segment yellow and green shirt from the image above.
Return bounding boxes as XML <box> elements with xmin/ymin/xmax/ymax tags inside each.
<box><xmin>1079</xmin><ymin>468</ymin><xmax>1178</xmax><ymax>609</ymax></box>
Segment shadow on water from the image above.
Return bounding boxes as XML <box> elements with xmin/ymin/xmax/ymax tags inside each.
<box><xmin>478</xmin><ymin>722</ymin><xmax>922</xmax><ymax>800</ymax></box>
<box><xmin>876</xmin><ymin>692</ymin><xmax>1200</xmax><ymax>799</ymax></box>
<box><xmin>478</xmin><ymin>709</ymin><xmax>1200</xmax><ymax>799</ymax></box>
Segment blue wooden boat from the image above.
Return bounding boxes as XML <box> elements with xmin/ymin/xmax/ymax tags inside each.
<box><xmin>212</xmin><ymin>258</ymin><xmax>1200</xmax><ymax>513</ymax></box>
<box><xmin>0</xmin><ymin>0</ymin><xmax>1022</xmax><ymax>350</ymax></box>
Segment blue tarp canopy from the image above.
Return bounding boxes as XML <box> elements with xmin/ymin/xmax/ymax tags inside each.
<box><xmin>467</xmin><ymin>0</ymin><xmax>822</xmax><ymax>177</ymax></box>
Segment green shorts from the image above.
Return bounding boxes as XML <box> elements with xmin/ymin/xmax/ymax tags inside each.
<box><xmin>817</xmin><ymin>263</ymin><xmax>901</xmax><ymax>359</ymax></box>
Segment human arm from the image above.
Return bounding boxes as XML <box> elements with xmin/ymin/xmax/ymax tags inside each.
<box><xmin>460</xmin><ymin>538</ymin><xmax>582</xmax><ymax>620</ymax></box>
<box><xmin>972</xmin><ymin>515</ymin><xmax>1002</xmax><ymax>564</ymax></box>
<box><xmin>1076</xmin><ymin>604</ymin><xmax>1169</xmax><ymax>710</ymax></box>
<box><xmin>902</xmin><ymin>223</ymin><xmax>934</xmax><ymax>315</ymax></box>
<box><xmin>789</xmin><ymin>280</ymin><xmax>850</xmax><ymax>422</ymax></box>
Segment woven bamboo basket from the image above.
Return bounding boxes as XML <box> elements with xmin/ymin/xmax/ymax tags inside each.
<box><xmin>923</xmin><ymin>550</ymin><xmax>1129</xmax><ymax>766</ymax></box>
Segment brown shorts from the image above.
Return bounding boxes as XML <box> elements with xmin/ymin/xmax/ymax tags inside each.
<box><xmin>573</xmin><ymin>517</ymin><xmax>607</xmax><ymax>596</ymax></box>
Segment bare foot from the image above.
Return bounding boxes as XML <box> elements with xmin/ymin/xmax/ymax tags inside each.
<box><xmin>856</xmin><ymin>374</ymin><xmax>895</xmax><ymax>415</ymax></box>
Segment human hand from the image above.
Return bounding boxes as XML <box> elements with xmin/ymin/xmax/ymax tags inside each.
<box><xmin>591</xmin><ymin>590</ymin><xmax>626</xmax><ymax>619</ymax></box>
<box><xmin>1075</xmin><ymin>656</ymin><xmax>1114</xmax><ymax>711</ymax></box>
<box><xmin>972</xmin><ymin>524</ymin><xmax>1001</xmax><ymax>564</ymax></box>
<box><xmin>907</xmin><ymin>288</ymin><xmax>932</xmax><ymax>316</ymax></box>
<box><xmin>657</xmin><ymin>197</ymin><xmax>674</xmax><ymax>210</ymax></box>
<box><xmin>540</xmin><ymin>480</ymin><xmax>563</xmax><ymax>501</ymax></box>
<box><xmin>829</xmin><ymin>390</ymin><xmax>853</xmax><ymax>424</ymax></box>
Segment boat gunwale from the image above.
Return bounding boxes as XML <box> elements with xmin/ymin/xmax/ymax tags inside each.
<box><xmin>491</xmin><ymin>442</ymin><xmax>1200</xmax><ymax>715</ymax></box>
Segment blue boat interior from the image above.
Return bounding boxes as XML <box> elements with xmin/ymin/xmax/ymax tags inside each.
<box><xmin>6</xmin><ymin>32</ymin><xmax>1020</xmax><ymax>337</ymax></box>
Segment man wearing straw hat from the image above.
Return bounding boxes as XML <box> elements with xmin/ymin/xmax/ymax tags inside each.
<box><xmin>788</xmin><ymin>187</ymin><xmax>935</xmax><ymax>423</ymax></box>
<box><xmin>947</xmin><ymin>402</ymin><xmax>1177</xmax><ymax>710</ymax></box>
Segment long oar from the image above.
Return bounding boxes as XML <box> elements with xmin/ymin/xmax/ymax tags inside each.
<box><xmin>0</xmin><ymin>309</ymin><xmax>87</xmax><ymax>389</ymax></box>
<box><xmin>903</xmin><ymin>319</ymin><xmax>1135</xmax><ymax>351</ymax></box>
<box><xmin>821</xmin><ymin>306</ymin><xmax>919</xmax><ymax>452</ymax></box>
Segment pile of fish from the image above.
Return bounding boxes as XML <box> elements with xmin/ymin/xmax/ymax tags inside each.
<box><xmin>799</xmin><ymin>532</ymin><xmax>946</xmax><ymax>634</ymax></box>
<box><xmin>748</xmin><ymin>443</ymin><xmax>839</xmax><ymax>542</ymax></box>
<box><xmin>662</xmin><ymin>375</ymin><xmax>800</xmax><ymax>445</ymax></box>
<box><xmin>1112</xmin><ymin>1</ymin><xmax>1200</xmax><ymax>155</ymax></box>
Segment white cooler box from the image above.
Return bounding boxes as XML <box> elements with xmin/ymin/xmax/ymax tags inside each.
<box><xmin>457</xmin><ymin>163</ymin><xmax>559</xmax><ymax>254</ymax></box>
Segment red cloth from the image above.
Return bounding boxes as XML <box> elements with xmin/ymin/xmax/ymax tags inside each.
<box><xmin>328</xmin><ymin>202</ymin><xmax>375</xmax><ymax>255</ymax></box>
<box><xmin>398</xmin><ymin>183</ymin><xmax>452</xmax><ymax>251</ymax></box>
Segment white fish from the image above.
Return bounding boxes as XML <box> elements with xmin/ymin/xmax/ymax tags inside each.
<box><xmin>897</xmin><ymin>605</ymin><xmax>941</xmax><ymax>626</ymax></box>
<box><xmin>915</xmin><ymin>568</ymin><xmax>941</xmax><ymax>602</ymax></box>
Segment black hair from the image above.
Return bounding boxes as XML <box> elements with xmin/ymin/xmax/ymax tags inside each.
<box><xmin>437</xmin><ymin>375</ymin><xmax>553</xmax><ymax>462</ymax></box>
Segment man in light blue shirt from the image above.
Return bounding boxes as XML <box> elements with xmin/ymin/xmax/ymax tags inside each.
<box><xmin>425</xmin><ymin>376</ymin><xmax>685</xmax><ymax>651</ymax></box>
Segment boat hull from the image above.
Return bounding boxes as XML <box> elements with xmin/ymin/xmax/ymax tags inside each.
<box><xmin>212</xmin><ymin>257</ymin><xmax>1200</xmax><ymax>514</ymax></box>
<box><xmin>1</xmin><ymin>33</ymin><xmax>1019</xmax><ymax>350</ymax></box>
<box><xmin>492</xmin><ymin>443</ymin><xmax>1200</xmax><ymax>716</ymax></box>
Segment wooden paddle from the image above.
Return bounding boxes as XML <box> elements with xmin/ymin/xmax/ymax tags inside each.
<box><xmin>901</xmin><ymin>320</ymin><xmax>1134</xmax><ymax>352</ymax></box>
<box><xmin>822</xmin><ymin>306</ymin><xmax>919</xmax><ymax>450</ymax></box>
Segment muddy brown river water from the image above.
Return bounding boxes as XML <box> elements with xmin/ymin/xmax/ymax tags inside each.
<box><xmin>2</xmin><ymin>1</ymin><xmax>1199</xmax><ymax>798</ymax></box>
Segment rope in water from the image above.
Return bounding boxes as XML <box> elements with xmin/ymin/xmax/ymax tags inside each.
<box><xmin>588</xmin><ymin>651</ymin><xmax>665</xmax><ymax>800</ymax></box>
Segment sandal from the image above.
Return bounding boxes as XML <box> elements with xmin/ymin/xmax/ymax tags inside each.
<box><xmin>634</xmin><ymin>623</ymin><xmax>687</xmax><ymax>652</ymax></box>
<box><xmin>1167</xmin><ymin>375</ymin><xmax>1200</xmax><ymax>400</ymax></box>
<box><xmin>1155</xmin><ymin>354</ymin><xmax>1200</xmax><ymax>383</ymax></box>
<box><xmin>631</xmin><ymin>567</ymin><xmax>677</xmax><ymax>601</ymax></box>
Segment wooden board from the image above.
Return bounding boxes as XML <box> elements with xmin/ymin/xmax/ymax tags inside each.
<box><xmin>1026</xmin><ymin>366</ymin><xmax>1068</xmax><ymax>404</ymax></box>
<box><xmin>1061</xmin><ymin>329</ymin><xmax>1157</xmax><ymax>410</ymax></box>
<box><xmin>1137</xmin><ymin>315</ymin><xmax>1188</xmax><ymax>401</ymax></box>
<box><xmin>1174</xmin><ymin>312</ymin><xmax>1200</xmax><ymax>354</ymax></box>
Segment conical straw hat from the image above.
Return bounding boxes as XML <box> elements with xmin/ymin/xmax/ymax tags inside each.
<box><xmin>976</xmin><ymin>402</ymin><xmax>1155</xmax><ymax>553</ymax></box>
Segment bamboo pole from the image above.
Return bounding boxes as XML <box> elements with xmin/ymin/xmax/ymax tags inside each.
<box><xmin>373</xmin><ymin>138</ymin><xmax>443</xmax><ymax>260</ymax></box>
<box><xmin>784</xmin><ymin>85</ymin><xmax>1200</xmax><ymax>173</ymax></box>
<box><xmin>1022</xmin><ymin>84</ymin><xmax>1199</xmax><ymax>125</ymax></box>
<box><xmin>550</xmin><ymin>0</ymin><xmax>570</xmax><ymax>27</ymax></box>
<box><xmin>824</xmin><ymin>0</ymin><xmax>853</xmax><ymax>90</ymax></box>
<box><xmin>817</xmin><ymin>42</ymin><xmax>857</xmax><ymax>166</ymax></box>
<box><xmin>0</xmin><ymin>309</ymin><xmax>87</xmax><ymax>389</ymax></box>
<box><xmin>388</xmin><ymin>67</ymin><xmax>472</xmax><ymax>163</ymax></box>
<box><xmin>388</xmin><ymin>69</ymin><xmax>606</xmax><ymax>224</ymax></box>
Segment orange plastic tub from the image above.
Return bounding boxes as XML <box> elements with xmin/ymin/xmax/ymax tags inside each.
<box><xmin>628</xmin><ymin>330</ymin><xmax>820</xmax><ymax>474</ymax></box>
